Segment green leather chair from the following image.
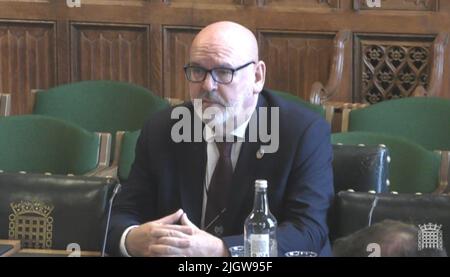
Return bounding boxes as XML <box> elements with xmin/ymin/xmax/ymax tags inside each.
<box><xmin>0</xmin><ymin>115</ymin><xmax>110</xmax><ymax>175</ymax></box>
<box><xmin>332</xmin><ymin>144</ymin><xmax>389</xmax><ymax>193</ymax></box>
<box><xmin>32</xmin><ymin>80</ymin><xmax>169</xmax><ymax>161</ymax></box>
<box><xmin>332</xmin><ymin>131</ymin><xmax>443</xmax><ymax>193</ymax></box>
<box><xmin>0</xmin><ymin>172</ymin><xmax>117</xmax><ymax>252</ymax></box>
<box><xmin>330</xmin><ymin>191</ymin><xmax>450</xmax><ymax>254</ymax></box>
<box><xmin>343</xmin><ymin>97</ymin><xmax>450</xmax><ymax>151</ymax></box>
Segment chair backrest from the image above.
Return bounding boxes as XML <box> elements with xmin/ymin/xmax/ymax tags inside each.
<box><xmin>333</xmin><ymin>144</ymin><xmax>389</xmax><ymax>193</ymax></box>
<box><xmin>0</xmin><ymin>93</ymin><xmax>11</xmax><ymax>116</ymax></box>
<box><xmin>117</xmin><ymin>130</ymin><xmax>140</xmax><ymax>182</ymax></box>
<box><xmin>0</xmin><ymin>172</ymin><xmax>116</xmax><ymax>251</ymax></box>
<box><xmin>0</xmin><ymin>115</ymin><xmax>101</xmax><ymax>175</ymax></box>
<box><xmin>265</xmin><ymin>88</ymin><xmax>326</xmax><ymax>118</ymax></box>
<box><xmin>332</xmin><ymin>131</ymin><xmax>441</xmax><ymax>193</ymax></box>
<box><xmin>32</xmin><ymin>80</ymin><xmax>169</xmax><ymax>160</ymax></box>
<box><xmin>330</xmin><ymin>191</ymin><xmax>450</xmax><ymax>252</ymax></box>
<box><xmin>346</xmin><ymin>97</ymin><xmax>450</xmax><ymax>151</ymax></box>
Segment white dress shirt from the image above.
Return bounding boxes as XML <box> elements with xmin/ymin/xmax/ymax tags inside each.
<box><xmin>119</xmin><ymin>115</ymin><xmax>252</xmax><ymax>256</ymax></box>
<box><xmin>200</xmin><ymin>117</ymin><xmax>250</xmax><ymax>229</ymax></box>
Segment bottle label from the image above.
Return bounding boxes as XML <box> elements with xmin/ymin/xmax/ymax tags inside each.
<box><xmin>249</xmin><ymin>234</ymin><xmax>270</xmax><ymax>257</ymax></box>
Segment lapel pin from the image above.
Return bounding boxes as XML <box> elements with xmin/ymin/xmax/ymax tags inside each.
<box><xmin>214</xmin><ymin>225</ymin><xmax>224</xmax><ymax>236</ymax></box>
<box><xmin>256</xmin><ymin>147</ymin><xmax>265</xmax><ymax>159</ymax></box>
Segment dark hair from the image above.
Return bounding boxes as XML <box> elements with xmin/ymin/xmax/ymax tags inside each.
<box><xmin>332</xmin><ymin>219</ymin><xmax>447</xmax><ymax>257</ymax></box>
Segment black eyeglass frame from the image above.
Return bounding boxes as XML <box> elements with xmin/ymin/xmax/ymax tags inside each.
<box><xmin>183</xmin><ymin>61</ymin><xmax>256</xmax><ymax>84</ymax></box>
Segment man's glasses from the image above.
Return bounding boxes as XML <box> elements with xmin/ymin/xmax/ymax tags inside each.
<box><xmin>184</xmin><ymin>61</ymin><xmax>255</xmax><ymax>84</ymax></box>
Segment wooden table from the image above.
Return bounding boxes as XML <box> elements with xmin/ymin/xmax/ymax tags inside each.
<box><xmin>0</xmin><ymin>240</ymin><xmax>21</xmax><ymax>257</ymax></box>
<box><xmin>1</xmin><ymin>240</ymin><xmax>101</xmax><ymax>257</ymax></box>
<box><xmin>12</xmin><ymin>249</ymin><xmax>101</xmax><ymax>257</ymax></box>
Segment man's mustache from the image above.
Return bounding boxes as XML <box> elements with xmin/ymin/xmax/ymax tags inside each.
<box><xmin>197</xmin><ymin>91</ymin><xmax>228</xmax><ymax>107</ymax></box>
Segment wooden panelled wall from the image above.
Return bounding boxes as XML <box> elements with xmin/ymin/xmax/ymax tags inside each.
<box><xmin>0</xmin><ymin>0</ymin><xmax>450</xmax><ymax>115</ymax></box>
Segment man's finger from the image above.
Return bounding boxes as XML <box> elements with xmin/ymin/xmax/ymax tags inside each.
<box><xmin>150</xmin><ymin>227</ymin><xmax>192</xmax><ymax>238</ymax></box>
<box><xmin>149</xmin><ymin>244</ymin><xmax>186</xmax><ymax>256</ymax></box>
<box><xmin>154</xmin><ymin>209</ymin><xmax>184</xmax><ymax>224</ymax></box>
<box><xmin>156</xmin><ymin>224</ymin><xmax>194</xmax><ymax>235</ymax></box>
<box><xmin>180</xmin><ymin>212</ymin><xmax>197</xmax><ymax>228</ymax></box>
<box><xmin>156</xmin><ymin>236</ymin><xmax>191</xmax><ymax>248</ymax></box>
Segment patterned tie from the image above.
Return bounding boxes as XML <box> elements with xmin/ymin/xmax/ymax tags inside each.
<box><xmin>205</xmin><ymin>141</ymin><xmax>234</xmax><ymax>235</ymax></box>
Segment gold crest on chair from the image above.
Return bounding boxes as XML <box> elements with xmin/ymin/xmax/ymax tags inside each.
<box><xmin>8</xmin><ymin>200</ymin><xmax>54</xmax><ymax>249</ymax></box>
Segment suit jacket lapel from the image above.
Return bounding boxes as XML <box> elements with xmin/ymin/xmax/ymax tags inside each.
<box><xmin>176</xmin><ymin>105</ymin><xmax>206</xmax><ymax>226</ymax></box>
<box><xmin>224</xmin><ymin>139</ymin><xmax>260</xmax><ymax>230</ymax></box>
<box><xmin>224</xmin><ymin>95</ymin><xmax>267</xmax><ymax>231</ymax></box>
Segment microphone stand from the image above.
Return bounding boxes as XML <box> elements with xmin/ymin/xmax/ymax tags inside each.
<box><xmin>101</xmin><ymin>182</ymin><xmax>122</xmax><ymax>257</ymax></box>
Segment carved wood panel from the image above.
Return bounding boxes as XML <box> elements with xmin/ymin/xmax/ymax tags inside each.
<box><xmin>80</xmin><ymin>0</ymin><xmax>147</xmax><ymax>6</ymax></box>
<box><xmin>355</xmin><ymin>34</ymin><xmax>435</xmax><ymax>103</ymax></box>
<box><xmin>71</xmin><ymin>23</ymin><xmax>150</xmax><ymax>87</ymax></box>
<box><xmin>163</xmin><ymin>26</ymin><xmax>199</xmax><ymax>100</ymax></box>
<box><xmin>257</xmin><ymin>0</ymin><xmax>340</xmax><ymax>9</ymax></box>
<box><xmin>354</xmin><ymin>0</ymin><xmax>439</xmax><ymax>11</ymax></box>
<box><xmin>258</xmin><ymin>31</ymin><xmax>335</xmax><ymax>100</ymax></box>
<box><xmin>162</xmin><ymin>0</ymin><xmax>340</xmax><ymax>9</ymax></box>
<box><xmin>0</xmin><ymin>0</ymin><xmax>51</xmax><ymax>2</ymax></box>
<box><xmin>0</xmin><ymin>21</ymin><xmax>55</xmax><ymax>115</ymax></box>
<box><xmin>0</xmin><ymin>0</ymin><xmax>450</xmax><ymax>114</ymax></box>
<box><xmin>162</xmin><ymin>0</ymin><xmax>246</xmax><ymax>8</ymax></box>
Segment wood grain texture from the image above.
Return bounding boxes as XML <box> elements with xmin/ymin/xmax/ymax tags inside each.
<box><xmin>259</xmin><ymin>31</ymin><xmax>335</xmax><ymax>100</ymax></box>
<box><xmin>163</xmin><ymin>26</ymin><xmax>199</xmax><ymax>100</ymax></box>
<box><xmin>0</xmin><ymin>21</ymin><xmax>55</xmax><ymax>114</ymax></box>
<box><xmin>0</xmin><ymin>0</ymin><xmax>449</xmax><ymax>114</ymax></box>
<box><xmin>71</xmin><ymin>23</ymin><xmax>150</xmax><ymax>87</ymax></box>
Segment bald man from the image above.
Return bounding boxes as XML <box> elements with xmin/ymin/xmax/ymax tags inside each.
<box><xmin>107</xmin><ymin>21</ymin><xmax>334</xmax><ymax>257</ymax></box>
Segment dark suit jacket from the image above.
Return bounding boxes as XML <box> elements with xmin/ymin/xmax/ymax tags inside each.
<box><xmin>107</xmin><ymin>89</ymin><xmax>334</xmax><ymax>256</ymax></box>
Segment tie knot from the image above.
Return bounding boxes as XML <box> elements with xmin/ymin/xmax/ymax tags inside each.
<box><xmin>216</xmin><ymin>141</ymin><xmax>233</xmax><ymax>158</ymax></box>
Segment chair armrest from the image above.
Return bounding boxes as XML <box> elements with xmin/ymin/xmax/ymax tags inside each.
<box><xmin>435</xmin><ymin>150</ymin><xmax>449</xmax><ymax>194</ymax></box>
<box><xmin>88</xmin><ymin>166</ymin><xmax>118</xmax><ymax>179</ymax></box>
<box><xmin>97</xmin><ymin>132</ymin><xmax>112</xmax><ymax>168</ymax></box>
<box><xmin>0</xmin><ymin>93</ymin><xmax>11</xmax><ymax>116</ymax></box>
<box><xmin>310</xmin><ymin>30</ymin><xmax>350</xmax><ymax>105</ymax></box>
<box><xmin>84</xmin><ymin>132</ymin><xmax>111</xmax><ymax>176</ymax></box>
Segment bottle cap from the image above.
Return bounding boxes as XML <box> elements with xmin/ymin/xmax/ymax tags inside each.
<box><xmin>255</xmin><ymin>179</ymin><xmax>267</xmax><ymax>189</ymax></box>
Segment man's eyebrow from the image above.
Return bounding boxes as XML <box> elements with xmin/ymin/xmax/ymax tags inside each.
<box><xmin>215</xmin><ymin>63</ymin><xmax>234</xmax><ymax>68</ymax></box>
<box><xmin>188</xmin><ymin>62</ymin><xmax>201</xmax><ymax>66</ymax></box>
<box><xmin>187</xmin><ymin>62</ymin><xmax>234</xmax><ymax>68</ymax></box>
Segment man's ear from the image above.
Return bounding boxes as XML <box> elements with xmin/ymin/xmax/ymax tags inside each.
<box><xmin>253</xmin><ymin>60</ymin><xmax>266</xmax><ymax>94</ymax></box>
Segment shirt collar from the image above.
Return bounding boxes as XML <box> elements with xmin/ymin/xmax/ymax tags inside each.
<box><xmin>204</xmin><ymin>113</ymin><xmax>253</xmax><ymax>143</ymax></box>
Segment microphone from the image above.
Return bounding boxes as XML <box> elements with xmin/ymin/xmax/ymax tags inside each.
<box><xmin>204</xmin><ymin>208</ymin><xmax>227</xmax><ymax>233</ymax></box>
<box><xmin>101</xmin><ymin>182</ymin><xmax>122</xmax><ymax>257</ymax></box>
